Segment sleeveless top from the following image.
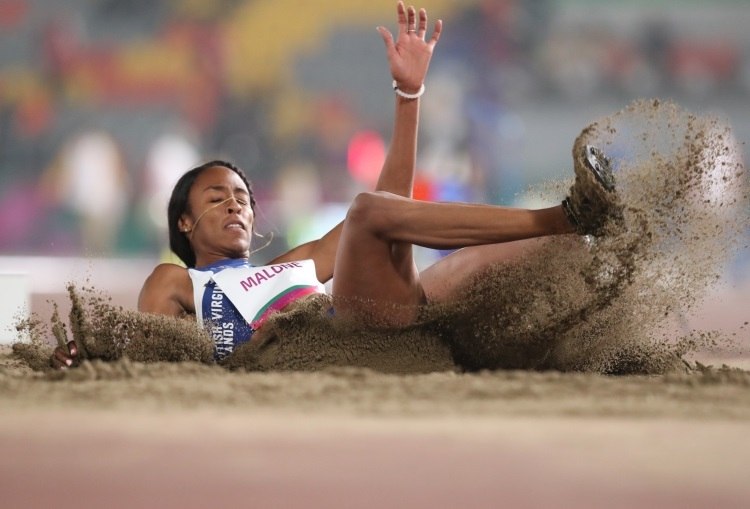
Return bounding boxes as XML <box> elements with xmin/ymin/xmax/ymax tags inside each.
<box><xmin>188</xmin><ymin>258</ymin><xmax>325</xmax><ymax>360</ymax></box>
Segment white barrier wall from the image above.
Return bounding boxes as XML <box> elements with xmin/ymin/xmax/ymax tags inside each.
<box><xmin>0</xmin><ymin>273</ymin><xmax>29</xmax><ymax>344</ymax></box>
<box><xmin>0</xmin><ymin>257</ymin><xmax>155</xmax><ymax>340</ymax></box>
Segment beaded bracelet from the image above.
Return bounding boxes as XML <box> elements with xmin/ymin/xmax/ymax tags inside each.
<box><xmin>392</xmin><ymin>80</ymin><xmax>425</xmax><ymax>99</ymax></box>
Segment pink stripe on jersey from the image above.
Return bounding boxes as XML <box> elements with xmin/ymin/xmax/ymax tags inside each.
<box><xmin>250</xmin><ymin>285</ymin><xmax>322</xmax><ymax>329</ymax></box>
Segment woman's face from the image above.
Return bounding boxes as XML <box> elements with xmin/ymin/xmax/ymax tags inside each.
<box><xmin>180</xmin><ymin>165</ymin><xmax>254</xmax><ymax>267</ymax></box>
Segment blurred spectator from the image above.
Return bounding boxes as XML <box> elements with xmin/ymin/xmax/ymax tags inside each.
<box><xmin>138</xmin><ymin>129</ymin><xmax>201</xmax><ymax>258</ymax></box>
<box><xmin>0</xmin><ymin>178</ymin><xmax>50</xmax><ymax>252</ymax></box>
<box><xmin>143</xmin><ymin>130</ymin><xmax>200</xmax><ymax>232</ymax></box>
<box><xmin>39</xmin><ymin>130</ymin><xmax>130</xmax><ymax>255</ymax></box>
<box><xmin>0</xmin><ymin>0</ymin><xmax>746</xmax><ymax>268</ymax></box>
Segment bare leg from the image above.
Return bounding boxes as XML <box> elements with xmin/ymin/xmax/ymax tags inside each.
<box><xmin>332</xmin><ymin>191</ymin><xmax>574</xmax><ymax>325</ymax></box>
<box><xmin>368</xmin><ymin>5</ymin><xmax>439</xmax><ymax>292</ymax></box>
<box><xmin>420</xmin><ymin>237</ymin><xmax>582</xmax><ymax>303</ymax></box>
<box><xmin>372</xmin><ymin>75</ymin><xmax>422</xmax><ymax>287</ymax></box>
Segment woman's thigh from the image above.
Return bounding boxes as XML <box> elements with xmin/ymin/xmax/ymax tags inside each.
<box><xmin>419</xmin><ymin>237</ymin><xmax>557</xmax><ymax>303</ymax></box>
<box><xmin>331</xmin><ymin>213</ymin><xmax>423</xmax><ymax>326</ymax></box>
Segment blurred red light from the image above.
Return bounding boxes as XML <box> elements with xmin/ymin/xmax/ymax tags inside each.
<box><xmin>347</xmin><ymin>131</ymin><xmax>385</xmax><ymax>185</ymax></box>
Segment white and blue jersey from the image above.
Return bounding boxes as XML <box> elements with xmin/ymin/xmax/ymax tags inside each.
<box><xmin>188</xmin><ymin>258</ymin><xmax>325</xmax><ymax>360</ymax></box>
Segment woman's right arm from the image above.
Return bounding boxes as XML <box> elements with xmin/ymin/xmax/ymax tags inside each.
<box><xmin>137</xmin><ymin>263</ymin><xmax>193</xmax><ymax>316</ymax></box>
<box><xmin>51</xmin><ymin>263</ymin><xmax>191</xmax><ymax>369</ymax></box>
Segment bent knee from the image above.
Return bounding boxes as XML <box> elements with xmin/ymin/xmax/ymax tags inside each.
<box><xmin>345</xmin><ymin>191</ymin><xmax>400</xmax><ymax>233</ymax></box>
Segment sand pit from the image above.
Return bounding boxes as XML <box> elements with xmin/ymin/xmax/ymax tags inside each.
<box><xmin>2</xmin><ymin>344</ymin><xmax>750</xmax><ymax>508</ymax></box>
<box><xmin>5</xmin><ymin>410</ymin><xmax>750</xmax><ymax>509</ymax></box>
<box><xmin>2</xmin><ymin>99</ymin><xmax>749</xmax><ymax>507</ymax></box>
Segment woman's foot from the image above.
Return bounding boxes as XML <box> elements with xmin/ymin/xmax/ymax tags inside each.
<box><xmin>562</xmin><ymin>145</ymin><xmax>624</xmax><ymax>236</ymax></box>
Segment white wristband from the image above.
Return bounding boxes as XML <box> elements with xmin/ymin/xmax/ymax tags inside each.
<box><xmin>392</xmin><ymin>80</ymin><xmax>425</xmax><ymax>100</ymax></box>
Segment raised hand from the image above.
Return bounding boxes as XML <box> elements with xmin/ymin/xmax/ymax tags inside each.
<box><xmin>377</xmin><ymin>1</ymin><xmax>443</xmax><ymax>94</ymax></box>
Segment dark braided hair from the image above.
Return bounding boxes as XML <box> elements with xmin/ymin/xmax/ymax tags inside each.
<box><xmin>167</xmin><ymin>160</ymin><xmax>256</xmax><ymax>268</ymax></box>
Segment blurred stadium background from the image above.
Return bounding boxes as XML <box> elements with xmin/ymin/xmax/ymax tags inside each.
<box><xmin>0</xmin><ymin>0</ymin><xmax>748</xmax><ymax>336</ymax></box>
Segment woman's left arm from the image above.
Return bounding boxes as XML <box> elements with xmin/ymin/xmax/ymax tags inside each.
<box><xmin>268</xmin><ymin>2</ymin><xmax>442</xmax><ymax>283</ymax></box>
<box><xmin>268</xmin><ymin>223</ymin><xmax>343</xmax><ymax>282</ymax></box>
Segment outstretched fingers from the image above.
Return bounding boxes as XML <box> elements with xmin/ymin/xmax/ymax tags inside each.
<box><xmin>377</xmin><ymin>25</ymin><xmax>396</xmax><ymax>57</ymax></box>
<box><xmin>398</xmin><ymin>2</ymin><xmax>426</xmax><ymax>37</ymax></box>
<box><xmin>406</xmin><ymin>5</ymin><xmax>416</xmax><ymax>33</ymax></box>
<box><xmin>428</xmin><ymin>18</ymin><xmax>443</xmax><ymax>47</ymax></box>
<box><xmin>379</xmin><ymin>2</ymin><xmax>444</xmax><ymax>90</ymax></box>
<box><xmin>402</xmin><ymin>3</ymin><xmax>442</xmax><ymax>45</ymax></box>
<box><xmin>417</xmin><ymin>8</ymin><xmax>427</xmax><ymax>38</ymax></box>
<box><xmin>396</xmin><ymin>1</ymin><xmax>407</xmax><ymax>35</ymax></box>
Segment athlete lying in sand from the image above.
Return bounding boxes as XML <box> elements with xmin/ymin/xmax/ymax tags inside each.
<box><xmin>52</xmin><ymin>1</ymin><xmax>621</xmax><ymax>368</ymax></box>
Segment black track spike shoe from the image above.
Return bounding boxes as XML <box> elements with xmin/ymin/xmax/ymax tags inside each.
<box><xmin>562</xmin><ymin>144</ymin><xmax>624</xmax><ymax>236</ymax></box>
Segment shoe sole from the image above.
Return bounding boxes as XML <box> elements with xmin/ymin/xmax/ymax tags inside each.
<box><xmin>583</xmin><ymin>145</ymin><xmax>616</xmax><ymax>192</ymax></box>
